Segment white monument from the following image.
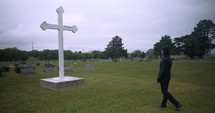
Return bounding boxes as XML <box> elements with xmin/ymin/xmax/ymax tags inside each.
<box><xmin>40</xmin><ymin>6</ymin><xmax>84</xmax><ymax>89</ymax></box>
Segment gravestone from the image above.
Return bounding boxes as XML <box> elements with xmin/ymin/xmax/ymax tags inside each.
<box><xmin>21</xmin><ymin>68</ymin><xmax>36</xmax><ymax>75</ymax></box>
<box><xmin>64</xmin><ymin>66</ymin><xmax>72</xmax><ymax>72</ymax></box>
<box><xmin>25</xmin><ymin>64</ymin><xmax>34</xmax><ymax>68</ymax></box>
<box><xmin>40</xmin><ymin>6</ymin><xmax>84</xmax><ymax>89</ymax></box>
<box><xmin>44</xmin><ymin>68</ymin><xmax>54</xmax><ymax>74</ymax></box>
<box><xmin>85</xmin><ymin>64</ymin><xmax>95</xmax><ymax>71</ymax></box>
<box><xmin>44</xmin><ymin>63</ymin><xmax>54</xmax><ymax>68</ymax></box>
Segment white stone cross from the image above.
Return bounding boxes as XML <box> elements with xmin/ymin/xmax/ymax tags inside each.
<box><xmin>40</xmin><ymin>6</ymin><xmax>78</xmax><ymax>79</ymax></box>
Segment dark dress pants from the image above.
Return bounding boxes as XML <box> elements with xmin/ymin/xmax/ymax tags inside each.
<box><xmin>160</xmin><ymin>80</ymin><xmax>179</xmax><ymax>107</ymax></box>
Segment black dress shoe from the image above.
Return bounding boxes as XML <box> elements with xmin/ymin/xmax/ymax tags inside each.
<box><xmin>160</xmin><ymin>105</ymin><xmax>166</xmax><ymax>108</ymax></box>
<box><xmin>176</xmin><ymin>104</ymin><xmax>182</xmax><ymax>111</ymax></box>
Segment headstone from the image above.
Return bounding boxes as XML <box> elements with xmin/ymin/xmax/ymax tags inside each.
<box><xmin>21</xmin><ymin>68</ymin><xmax>36</xmax><ymax>75</ymax></box>
<box><xmin>44</xmin><ymin>63</ymin><xmax>54</xmax><ymax>68</ymax></box>
<box><xmin>64</xmin><ymin>66</ymin><xmax>72</xmax><ymax>72</ymax></box>
<box><xmin>85</xmin><ymin>64</ymin><xmax>95</xmax><ymax>71</ymax></box>
<box><xmin>44</xmin><ymin>68</ymin><xmax>54</xmax><ymax>74</ymax></box>
<box><xmin>25</xmin><ymin>64</ymin><xmax>34</xmax><ymax>68</ymax></box>
<box><xmin>40</xmin><ymin>6</ymin><xmax>84</xmax><ymax>89</ymax></box>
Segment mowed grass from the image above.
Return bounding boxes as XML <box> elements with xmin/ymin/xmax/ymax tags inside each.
<box><xmin>0</xmin><ymin>60</ymin><xmax>215</xmax><ymax>113</ymax></box>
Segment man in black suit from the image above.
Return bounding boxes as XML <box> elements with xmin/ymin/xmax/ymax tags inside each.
<box><xmin>156</xmin><ymin>46</ymin><xmax>182</xmax><ymax>111</ymax></box>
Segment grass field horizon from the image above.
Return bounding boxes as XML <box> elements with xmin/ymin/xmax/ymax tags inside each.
<box><xmin>0</xmin><ymin>60</ymin><xmax>215</xmax><ymax>113</ymax></box>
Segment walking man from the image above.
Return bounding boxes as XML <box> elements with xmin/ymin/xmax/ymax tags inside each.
<box><xmin>156</xmin><ymin>46</ymin><xmax>182</xmax><ymax>111</ymax></box>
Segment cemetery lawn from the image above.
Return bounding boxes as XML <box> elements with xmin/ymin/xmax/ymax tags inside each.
<box><xmin>0</xmin><ymin>60</ymin><xmax>215</xmax><ymax>113</ymax></box>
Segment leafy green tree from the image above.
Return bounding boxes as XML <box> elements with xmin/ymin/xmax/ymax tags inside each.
<box><xmin>39</xmin><ymin>49</ymin><xmax>58</xmax><ymax>60</ymax></box>
<box><xmin>91</xmin><ymin>50</ymin><xmax>102</xmax><ymax>59</ymax></box>
<box><xmin>192</xmin><ymin>19</ymin><xmax>215</xmax><ymax>58</ymax></box>
<box><xmin>173</xmin><ymin>19</ymin><xmax>215</xmax><ymax>58</ymax></box>
<box><xmin>100</xmin><ymin>51</ymin><xmax>108</xmax><ymax>59</ymax></box>
<box><xmin>184</xmin><ymin>35</ymin><xmax>199</xmax><ymax>58</ymax></box>
<box><xmin>130</xmin><ymin>50</ymin><xmax>142</xmax><ymax>58</ymax></box>
<box><xmin>19</xmin><ymin>50</ymin><xmax>28</xmax><ymax>61</ymax></box>
<box><xmin>82</xmin><ymin>53</ymin><xmax>92</xmax><ymax>59</ymax></box>
<box><xmin>141</xmin><ymin>51</ymin><xmax>146</xmax><ymax>58</ymax></box>
<box><xmin>173</xmin><ymin>37</ymin><xmax>186</xmax><ymax>55</ymax></box>
<box><xmin>145</xmin><ymin>49</ymin><xmax>154</xmax><ymax>59</ymax></box>
<box><xmin>154</xmin><ymin>35</ymin><xmax>175</xmax><ymax>57</ymax></box>
<box><xmin>64</xmin><ymin>50</ymin><xmax>73</xmax><ymax>60</ymax></box>
<box><xmin>105</xmin><ymin>36</ymin><xmax>128</xmax><ymax>59</ymax></box>
<box><xmin>30</xmin><ymin>50</ymin><xmax>40</xmax><ymax>58</ymax></box>
<box><xmin>2</xmin><ymin>48</ymin><xmax>20</xmax><ymax>61</ymax></box>
<box><xmin>0</xmin><ymin>48</ymin><xmax>29</xmax><ymax>61</ymax></box>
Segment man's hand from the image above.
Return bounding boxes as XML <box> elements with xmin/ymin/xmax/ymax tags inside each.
<box><xmin>155</xmin><ymin>80</ymin><xmax>160</xmax><ymax>85</ymax></box>
<box><xmin>155</xmin><ymin>80</ymin><xmax>159</xmax><ymax>84</ymax></box>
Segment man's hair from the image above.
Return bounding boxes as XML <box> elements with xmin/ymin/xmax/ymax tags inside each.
<box><xmin>162</xmin><ymin>46</ymin><xmax>170</xmax><ymax>57</ymax></box>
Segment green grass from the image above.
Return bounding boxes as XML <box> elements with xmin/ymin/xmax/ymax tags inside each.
<box><xmin>0</xmin><ymin>60</ymin><xmax>215</xmax><ymax>113</ymax></box>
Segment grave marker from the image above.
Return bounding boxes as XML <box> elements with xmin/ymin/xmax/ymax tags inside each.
<box><xmin>85</xmin><ymin>64</ymin><xmax>95</xmax><ymax>71</ymax></box>
<box><xmin>44</xmin><ymin>63</ymin><xmax>54</xmax><ymax>68</ymax></box>
<box><xmin>25</xmin><ymin>64</ymin><xmax>34</xmax><ymax>68</ymax></box>
<box><xmin>21</xmin><ymin>68</ymin><xmax>36</xmax><ymax>75</ymax></box>
<box><xmin>44</xmin><ymin>68</ymin><xmax>54</xmax><ymax>74</ymax></box>
<box><xmin>64</xmin><ymin>66</ymin><xmax>72</xmax><ymax>72</ymax></box>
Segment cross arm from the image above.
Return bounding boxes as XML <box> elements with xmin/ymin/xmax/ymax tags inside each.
<box><xmin>40</xmin><ymin>21</ymin><xmax>58</xmax><ymax>31</ymax></box>
<box><xmin>40</xmin><ymin>21</ymin><xmax>78</xmax><ymax>33</ymax></box>
<box><xmin>63</xmin><ymin>25</ymin><xmax>78</xmax><ymax>33</ymax></box>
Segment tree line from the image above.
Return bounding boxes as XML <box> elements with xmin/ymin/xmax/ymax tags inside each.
<box><xmin>0</xmin><ymin>35</ymin><xmax>147</xmax><ymax>61</ymax></box>
<box><xmin>0</xmin><ymin>19</ymin><xmax>214</xmax><ymax>61</ymax></box>
<box><xmin>0</xmin><ymin>48</ymin><xmax>103</xmax><ymax>61</ymax></box>
<box><xmin>154</xmin><ymin>19</ymin><xmax>215</xmax><ymax>58</ymax></box>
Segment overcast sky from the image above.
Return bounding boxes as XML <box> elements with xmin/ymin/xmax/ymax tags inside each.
<box><xmin>0</xmin><ymin>0</ymin><xmax>215</xmax><ymax>53</ymax></box>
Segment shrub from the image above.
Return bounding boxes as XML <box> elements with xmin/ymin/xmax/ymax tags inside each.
<box><xmin>1</xmin><ymin>66</ymin><xmax>10</xmax><ymax>72</ymax></box>
<box><xmin>15</xmin><ymin>67</ymin><xmax>21</xmax><ymax>73</ymax></box>
<box><xmin>0</xmin><ymin>68</ymin><xmax>2</xmax><ymax>76</ymax></box>
<box><xmin>14</xmin><ymin>64</ymin><xmax>19</xmax><ymax>67</ymax></box>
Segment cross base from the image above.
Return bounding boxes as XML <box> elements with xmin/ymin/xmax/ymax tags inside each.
<box><xmin>40</xmin><ymin>76</ymin><xmax>84</xmax><ymax>89</ymax></box>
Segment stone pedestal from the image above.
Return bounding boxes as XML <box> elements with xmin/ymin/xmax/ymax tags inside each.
<box><xmin>40</xmin><ymin>76</ymin><xmax>84</xmax><ymax>89</ymax></box>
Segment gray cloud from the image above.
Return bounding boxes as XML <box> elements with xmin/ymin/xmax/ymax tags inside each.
<box><xmin>0</xmin><ymin>0</ymin><xmax>215</xmax><ymax>52</ymax></box>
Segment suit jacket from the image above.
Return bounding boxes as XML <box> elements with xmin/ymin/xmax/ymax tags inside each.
<box><xmin>157</xmin><ymin>56</ymin><xmax>172</xmax><ymax>83</ymax></box>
